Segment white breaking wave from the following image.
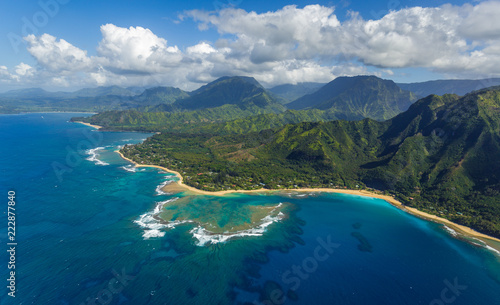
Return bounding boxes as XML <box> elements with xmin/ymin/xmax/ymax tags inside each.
<box><xmin>135</xmin><ymin>200</ymin><xmax>286</xmax><ymax>244</ymax></box>
<box><xmin>143</xmin><ymin>229</ymin><xmax>165</xmax><ymax>239</ymax></box>
<box><xmin>134</xmin><ymin>198</ymin><xmax>193</xmax><ymax>239</ymax></box>
<box><xmin>443</xmin><ymin>225</ymin><xmax>458</xmax><ymax>237</ymax></box>
<box><xmin>469</xmin><ymin>237</ymin><xmax>500</xmax><ymax>257</ymax></box>
<box><xmin>155</xmin><ymin>180</ymin><xmax>172</xmax><ymax>195</ymax></box>
<box><xmin>484</xmin><ymin>244</ymin><xmax>500</xmax><ymax>256</ymax></box>
<box><xmin>121</xmin><ymin>165</ymin><xmax>137</xmax><ymax>172</ymax></box>
<box><xmin>190</xmin><ymin>203</ymin><xmax>285</xmax><ymax>247</ymax></box>
<box><xmin>444</xmin><ymin>228</ymin><xmax>500</xmax><ymax>257</ymax></box>
<box><xmin>85</xmin><ymin>147</ymin><xmax>109</xmax><ymax>166</ymax></box>
<box><xmin>121</xmin><ymin>165</ymin><xmax>144</xmax><ymax>173</ymax></box>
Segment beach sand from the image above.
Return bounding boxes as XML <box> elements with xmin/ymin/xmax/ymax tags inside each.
<box><xmin>115</xmin><ymin>149</ymin><xmax>500</xmax><ymax>252</ymax></box>
<box><xmin>75</xmin><ymin>121</ymin><xmax>103</xmax><ymax>129</ymax></box>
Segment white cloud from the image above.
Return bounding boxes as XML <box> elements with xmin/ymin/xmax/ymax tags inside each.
<box><xmin>96</xmin><ymin>24</ymin><xmax>182</xmax><ymax>73</ymax></box>
<box><xmin>186</xmin><ymin>42</ymin><xmax>217</xmax><ymax>54</ymax></box>
<box><xmin>4</xmin><ymin>2</ymin><xmax>500</xmax><ymax>91</ymax></box>
<box><xmin>15</xmin><ymin>63</ymin><xmax>35</xmax><ymax>77</ymax></box>
<box><xmin>186</xmin><ymin>5</ymin><xmax>341</xmax><ymax>64</ymax></box>
<box><xmin>25</xmin><ymin>34</ymin><xmax>92</xmax><ymax>72</ymax></box>
<box><xmin>459</xmin><ymin>1</ymin><xmax>500</xmax><ymax>40</ymax></box>
<box><xmin>0</xmin><ymin>66</ymin><xmax>9</xmax><ymax>76</ymax></box>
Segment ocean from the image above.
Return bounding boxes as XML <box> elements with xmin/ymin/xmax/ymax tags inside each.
<box><xmin>0</xmin><ymin>113</ymin><xmax>499</xmax><ymax>305</ymax></box>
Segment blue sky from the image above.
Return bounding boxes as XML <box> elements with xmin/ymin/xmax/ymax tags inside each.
<box><xmin>0</xmin><ymin>0</ymin><xmax>497</xmax><ymax>91</ymax></box>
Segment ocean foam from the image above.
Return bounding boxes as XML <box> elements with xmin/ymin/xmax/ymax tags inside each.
<box><xmin>443</xmin><ymin>225</ymin><xmax>458</xmax><ymax>237</ymax></box>
<box><xmin>190</xmin><ymin>203</ymin><xmax>285</xmax><ymax>246</ymax></box>
<box><xmin>135</xmin><ymin>200</ymin><xmax>286</xmax><ymax>243</ymax></box>
<box><xmin>121</xmin><ymin>165</ymin><xmax>137</xmax><ymax>172</ymax></box>
<box><xmin>469</xmin><ymin>237</ymin><xmax>500</xmax><ymax>257</ymax></box>
<box><xmin>134</xmin><ymin>198</ymin><xmax>193</xmax><ymax>239</ymax></box>
<box><xmin>155</xmin><ymin>180</ymin><xmax>172</xmax><ymax>195</ymax></box>
<box><xmin>121</xmin><ymin>165</ymin><xmax>144</xmax><ymax>173</ymax></box>
<box><xmin>484</xmin><ymin>244</ymin><xmax>500</xmax><ymax>256</ymax></box>
<box><xmin>143</xmin><ymin>230</ymin><xmax>166</xmax><ymax>239</ymax></box>
<box><xmin>85</xmin><ymin>147</ymin><xmax>109</xmax><ymax>166</ymax></box>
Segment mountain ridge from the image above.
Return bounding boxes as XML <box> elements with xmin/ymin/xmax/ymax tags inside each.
<box><xmin>119</xmin><ymin>86</ymin><xmax>500</xmax><ymax>238</ymax></box>
<box><xmin>287</xmin><ymin>75</ymin><xmax>417</xmax><ymax>120</ymax></box>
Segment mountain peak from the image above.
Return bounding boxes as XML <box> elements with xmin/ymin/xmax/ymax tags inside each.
<box><xmin>176</xmin><ymin>75</ymin><xmax>282</xmax><ymax>111</ymax></box>
<box><xmin>191</xmin><ymin>76</ymin><xmax>263</xmax><ymax>96</ymax></box>
<box><xmin>287</xmin><ymin>75</ymin><xmax>416</xmax><ymax>120</ymax></box>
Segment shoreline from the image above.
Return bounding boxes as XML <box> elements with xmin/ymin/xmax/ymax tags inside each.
<box><xmin>74</xmin><ymin>121</ymin><xmax>103</xmax><ymax>129</ymax></box>
<box><xmin>115</xmin><ymin>149</ymin><xmax>500</xmax><ymax>252</ymax></box>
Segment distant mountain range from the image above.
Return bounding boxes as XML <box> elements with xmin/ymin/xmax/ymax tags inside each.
<box><xmin>397</xmin><ymin>78</ymin><xmax>500</xmax><ymax>97</ymax></box>
<box><xmin>287</xmin><ymin>76</ymin><xmax>417</xmax><ymax>120</ymax></box>
<box><xmin>74</xmin><ymin>76</ymin><xmax>286</xmax><ymax>131</ymax></box>
<box><xmin>3</xmin><ymin>75</ymin><xmax>500</xmax><ymax>117</ymax></box>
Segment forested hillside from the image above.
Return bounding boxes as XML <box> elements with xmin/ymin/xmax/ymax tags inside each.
<box><xmin>120</xmin><ymin>88</ymin><xmax>500</xmax><ymax>238</ymax></box>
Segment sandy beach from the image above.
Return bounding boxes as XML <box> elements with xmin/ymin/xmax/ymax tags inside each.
<box><xmin>115</xmin><ymin>149</ymin><xmax>500</xmax><ymax>251</ymax></box>
<box><xmin>75</xmin><ymin>121</ymin><xmax>103</xmax><ymax>129</ymax></box>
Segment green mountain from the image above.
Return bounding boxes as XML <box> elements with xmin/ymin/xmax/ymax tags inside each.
<box><xmin>175</xmin><ymin>76</ymin><xmax>284</xmax><ymax>111</ymax></box>
<box><xmin>287</xmin><ymin>76</ymin><xmax>417</xmax><ymax>121</ymax></box>
<box><xmin>397</xmin><ymin>78</ymin><xmax>500</xmax><ymax>97</ymax></box>
<box><xmin>121</xmin><ymin>87</ymin><xmax>500</xmax><ymax>237</ymax></box>
<box><xmin>75</xmin><ymin>76</ymin><xmax>287</xmax><ymax>130</ymax></box>
<box><xmin>74</xmin><ymin>102</ymin><xmax>287</xmax><ymax>132</ymax></box>
<box><xmin>134</xmin><ymin>86</ymin><xmax>189</xmax><ymax>105</ymax></box>
<box><xmin>268</xmin><ymin>82</ymin><xmax>325</xmax><ymax>103</ymax></box>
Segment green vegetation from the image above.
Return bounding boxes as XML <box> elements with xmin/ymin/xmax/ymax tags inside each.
<box><xmin>135</xmin><ymin>86</ymin><xmax>189</xmax><ymax>105</ymax></box>
<box><xmin>288</xmin><ymin>75</ymin><xmax>417</xmax><ymax>120</ymax></box>
<box><xmin>174</xmin><ymin>76</ymin><xmax>282</xmax><ymax>110</ymax></box>
<box><xmin>72</xmin><ymin>102</ymin><xmax>289</xmax><ymax>132</ymax></box>
<box><xmin>119</xmin><ymin>88</ymin><xmax>500</xmax><ymax>238</ymax></box>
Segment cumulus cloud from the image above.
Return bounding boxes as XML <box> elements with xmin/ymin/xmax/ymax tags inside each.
<box><xmin>96</xmin><ymin>24</ymin><xmax>182</xmax><ymax>74</ymax></box>
<box><xmin>459</xmin><ymin>1</ymin><xmax>500</xmax><ymax>40</ymax></box>
<box><xmin>186</xmin><ymin>5</ymin><xmax>341</xmax><ymax>63</ymax></box>
<box><xmin>184</xmin><ymin>2</ymin><xmax>500</xmax><ymax>79</ymax></box>
<box><xmin>15</xmin><ymin>63</ymin><xmax>35</xmax><ymax>77</ymax></box>
<box><xmin>186</xmin><ymin>42</ymin><xmax>217</xmax><ymax>54</ymax></box>
<box><xmin>25</xmin><ymin>34</ymin><xmax>92</xmax><ymax>72</ymax></box>
<box><xmin>4</xmin><ymin>2</ymin><xmax>500</xmax><ymax>91</ymax></box>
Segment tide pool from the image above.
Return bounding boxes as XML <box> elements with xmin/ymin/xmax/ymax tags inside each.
<box><xmin>0</xmin><ymin>113</ymin><xmax>499</xmax><ymax>305</ymax></box>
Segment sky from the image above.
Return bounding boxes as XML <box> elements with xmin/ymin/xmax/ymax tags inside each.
<box><xmin>0</xmin><ymin>0</ymin><xmax>499</xmax><ymax>92</ymax></box>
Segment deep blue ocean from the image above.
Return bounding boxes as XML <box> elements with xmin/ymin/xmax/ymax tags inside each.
<box><xmin>0</xmin><ymin>113</ymin><xmax>499</xmax><ymax>305</ymax></box>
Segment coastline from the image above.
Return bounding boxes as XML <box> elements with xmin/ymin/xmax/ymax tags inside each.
<box><xmin>115</xmin><ymin>149</ymin><xmax>500</xmax><ymax>252</ymax></box>
<box><xmin>75</xmin><ymin>121</ymin><xmax>103</xmax><ymax>129</ymax></box>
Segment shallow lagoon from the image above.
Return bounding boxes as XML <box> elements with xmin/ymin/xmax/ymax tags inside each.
<box><xmin>0</xmin><ymin>113</ymin><xmax>499</xmax><ymax>305</ymax></box>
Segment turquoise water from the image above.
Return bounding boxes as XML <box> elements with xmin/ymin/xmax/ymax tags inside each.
<box><xmin>0</xmin><ymin>113</ymin><xmax>499</xmax><ymax>305</ymax></box>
